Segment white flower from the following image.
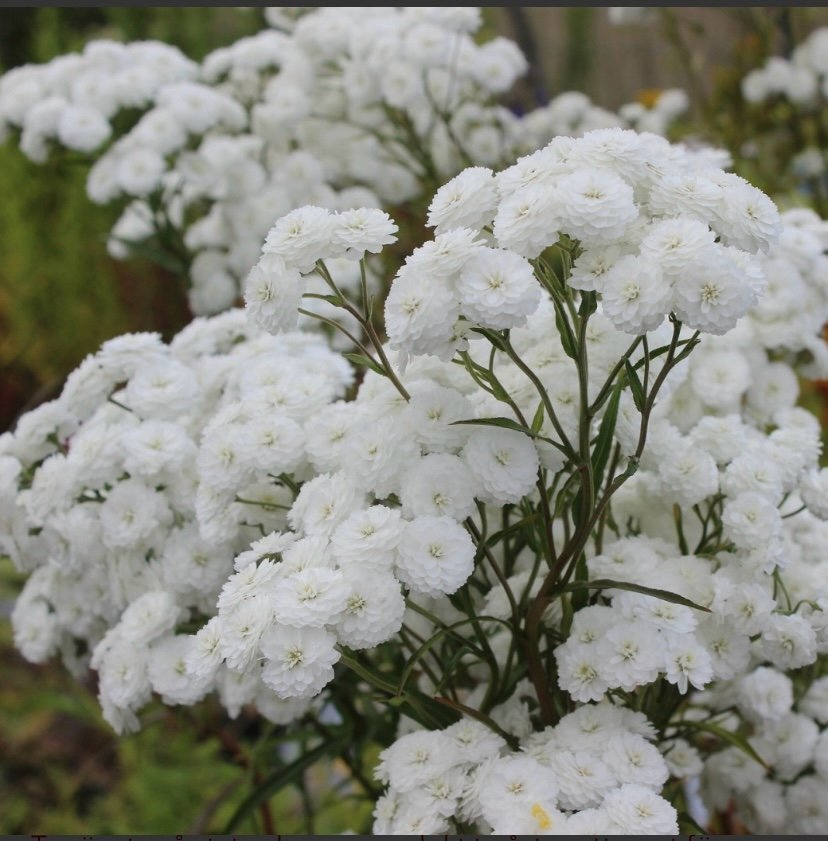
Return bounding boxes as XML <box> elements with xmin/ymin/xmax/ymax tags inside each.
<box><xmin>721</xmin><ymin>449</ymin><xmax>784</xmax><ymax>503</ymax></box>
<box><xmin>689</xmin><ymin>350</ymin><xmax>752</xmax><ymax>410</ymax></box>
<box><xmin>402</xmin><ymin>383</ymin><xmax>474</xmax><ymax>453</ymax></box>
<box><xmin>219</xmin><ymin>596</ymin><xmax>275</xmax><ymax>672</ymax></box>
<box><xmin>600</xmin><ymin>254</ymin><xmax>671</xmax><ymax>334</ymax></box>
<box><xmin>545</xmin><ymin>749</ymin><xmax>616</xmax><ymax>809</ymax></box>
<box><xmin>260</xmin><ymin>624</ymin><xmax>340</xmax><ymax>699</ymax></box>
<box><xmin>663</xmin><ymin>633</ymin><xmax>714</xmax><ymax>693</ymax></box>
<box><xmin>568</xmin><ymin>245</ymin><xmax>626</xmax><ymax>292</ymax></box>
<box><xmin>657</xmin><ymin>443</ymin><xmax>719</xmax><ymax>507</ymax></box>
<box><xmin>662</xmin><ymin>739</ymin><xmax>703</xmax><ymax>779</ymax></box>
<box><xmin>461</xmin><ymin>426</ymin><xmax>539</xmax><ymax>505</ymax></box>
<box><xmin>648</xmin><ymin>172</ymin><xmax>724</xmax><ymax>220</ymax></box>
<box><xmin>118</xmin><ymin>590</ymin><xmax>184</xmax><ymax>646</ymax></box>
<box><xmin>603</xmin><ymin>784</ymin><xmax>679</xmax><ymax>834</ymax></box>
<box><xmin>714</xmin><ymin>174</ymin><xmax>782</xmax><ymax>253</ymax></box>
<box><xmin>557</xmin><ymin>168</ymin><xmax>638</xmax><ymax>246</ymax></box>
<box><xmin>395</xmin><ymin>515</ymin><xmax>475</xmax><ymax>597</ymax></box>
<box><xmin>492</xmin><ymin>183</ymin><xmax>561</xmax><ymax>259</ymax></box>
<box><xmin>723</xmin><ymin>492</ymin><xmax>783</xmax><ymax>550</ymax></box>
<box><xmin>11</xmin><ymin>599</ymin><xmax>59</xmax><ymax>664</ymax></box>
<box><xmin>455</xmin><ymin>246</ymin><xmax>541</xmax><ymax>329</ymax></box>
<box><xmin>478</xmin><ymin>756</ymin><xmax>562</xmax><ymax>831</ymax></box>
<box><xmin>738</xmin><ymin>667</ymin><xmax>794</xmax><ymax>722</ymax></box>
<box><xmin>116</xmin><ymin>148</ymin><xmax>166</xmax><ymax>196</ymax></box>
<box><xmin>186</xmin><ymin>616</ymin><xmax>224</xmax><ymax>680</ymax></box>
<box><xmin>800</xmin><ymin>676</ymin><xmax>828</xmax><ymax>724</ymax></box>
<box><xmin>556</xmin><ymin>641</ymin><xmax>611</xmax><ymax>702</ymax></box>
<box><xmin>305</xmin><ymin>402</ymin><xmax>365</xmax><ymax>473</ymax></box>
<box><xmin>598</xmin><ymin>619</ymin><xmax>661</xmax><ymax>690</ymax></box>
<box><xmin>331</xmin><ymin>207</ymin><xmax>398</xmax><ymax>260</ymax></box>
<box><xmin>375</xmin><ymin>730</ymin><xmax>457</xmax><ymax>792</ymax></box>
<box><xmin>604</xmin><ymin>732</ymin><xmax>669</xmax><ymax>789</ymax></box>
<box><xmin>100</xmin><ymin>479</ymin><xmax>173</xmax><ymax>550</ymax></box>
<box><xmin>124</xmin><ymin>359</ymin><xmax>200</xmax><ymax>420</ymax></box>
<box><xmin>800</xmin><ymin>468</ymin><xmax>828</xmax><ymax>519</ymax></box>
<box><xmin>399</xmin><ymin>453</ymin><xmax>477</xmax><ymax>520</ymax></box>
<box><xmin>262</xmin><ymin>206</ymin><xmax>336</xmax><ymax>272</ymax></box>
<box><xmin>639</xmin><ymin>217</ymin><xmax>716</xmax><ymax>274</ymax></box>
<box><xmin>148</xmin><ymin>635</ymin><xmax>213</xmax><ymax>705</ymax></box>
<box><xmin>760</xmin><ymin>614</ymin><xmax>817</xmax><ymax>670</ymax></box>
<box><xmin>616</xmin><ymin>592</ymin><xmax>698</xmax><ymax>634</ymax></box>
<box><xmin>288</xmin><ymin>472</ymin><xmax>364</xmax><ymax>538</ymax></box>
<box><xmin>330</xmin><ymin>505</ymin><xmax>402</xmax><ymax>570</ymax></box>
<box><xmin>427</xmin><ymin>167</ymin><xmax>498</xmax><ymax>233</ymax></box>
<box><xmin>333</xmin><ymin>569</ymin><xmax>405</xmax><ymax>649</ymax></box>
<box><xmin>236</xmin><ymin>414</ymin><xmax>305</xmax><ymax>476</ymax></box>
<box><xmin>96</xmin><ymin>638</ymin><xmax>152</xmax><ymax>713</ymax></box>
<box><xmin>57</xmin><ymin>105</ymin><xmax>111</xmax><ymax>151</ymax></box>
<box><xmin>696</xmin><ymin>618</ymin><xmax>751</xmax><ymax>680</ymax></box>
<box><xmin>121</xmin><ymin>419</ymin><xmax>195</xmax><ymax>478</ymax></box>
<box><xmin>384</xmin><ymin>263</ymin><xmax>460</xmax><ymax>359</ymax></box>
<box><xmin>271</xmin><ymin>567</ymin><xmax>348</xmax><ymax>628</ymax></box>
<box><xmin>244</xmin><ymin>253</ymin><xmax>303</xmax><ymax>334</ymax></box>
<box><xmin>443</xmin><ymin>718</ymin><xmax>506</xmax><ymax>764</ymax></box>
<box><xmin>672</xmin><ymin>247</ymin><xmax>756</xmax><ymax>335</ymax></box>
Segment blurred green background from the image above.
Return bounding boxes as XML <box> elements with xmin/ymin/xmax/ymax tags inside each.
<box><xmin>2</xmin><ymin>7</ymin><xmax>828</xmax><ymax>834</ymax></box>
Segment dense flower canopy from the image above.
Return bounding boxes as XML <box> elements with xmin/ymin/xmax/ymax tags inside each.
<box><xmin>3</xmin><ymin>7</ymin><xmax>828</xmax><ymax>836</ymax></box>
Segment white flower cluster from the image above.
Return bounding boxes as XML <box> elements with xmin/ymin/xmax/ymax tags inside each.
<box><xmin>244</xmin><ymin>205</ymin><xmax>398</xmax><ymax>334</ymax></box>
<box><xmin>518</xmin><ymin>88</ymin><xmax>689</xmax><ymax>154</ymax></box>
<box><xmin>373</xmin><ymin>704</ymin><xmax>678</xmax><ymax>834</ymax></box>
<box><xmin>2</xmin><ymin>311</ymin><xmax>355</xmax><ymax>732</ymax></box>
<box><xmin>698</xmin><ymin>667</ymin><xmax>828</xmax><ymax>834</ymax></box>
<box><xmin>0</xmin><ymin>8</ymin><xmax>532</xmax><ymax>316</ymax></box>
<box><xmin>0</xmin><ymin>39</ymin><xmax>198</xmax><ymax>158</ymax></box>
<box><xmin>206</xmin><ymin>337</ymin><xmax>543</xmax><ymax>705</ymax></box>
<box><xmin>742</xmin><ymin>28</ymin><xmax>828</xmax><ymax>106</ymax></box>
<box><xmin>552</xmin><ymin>213</ymin><xmax>828</xmax><ymax>707</ymax></box>
<box><xmin>384</xmin><ymin>127</ymin><xmax>779</xmax><ymax>364</ymax></box>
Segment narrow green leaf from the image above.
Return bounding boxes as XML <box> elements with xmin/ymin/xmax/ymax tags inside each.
<box><xmin>338</xmin><ymin>651</ymin><xmax>396</xmax><ymax>694</ymax></box>
<box><xmin>678</xmin><ymin>720</ymin><xmax>770</xmax><ymax>769</ymax></box>
<box><xmin>631</xmin><ymin>342</ymin><xmax>671</xmax><ymax>368</ymax></box>
<box><xmin>630</xmin><ymin>336</ymin><xmax>697</xmax><ymax>371</ymax></box>
<box><xmin>224</xmin><ymin>734</ymin><xmax>347</xmax><ymax>831</ymax></box>
<box><xmin>302</xmin><ymin>291</ymin><xmax>344</xmax><ymax>307</ymax></box>
<box><xmin>571</xmin><ymin>554</ymin><xmax>590</xmax><ymax>610</ymax></box>
<box><xmin>486</xmin><ymin>376</ymin><xmax>513</xmax><ymax>404</ymax></box>
<box><xmin>591</xmin><ymin>379</ymin><xmax>622</xmax><ymax>493</ymax></box>
<box><xmin>624</xmin><ymin>359</ymin><xmax>646</xmax><ymax>412</ymax></box>
<box><xmin>343</xmin><ymin>352</ymin><xmax>387</xmax><ymax>378</ymax></box>
<box><xmin>554</xmin><ymin>305</ymin><xmax>577</xmax><ymax>359</ymax></box>
<box><xmin>470</xmin><ymin>326</ymin><xmax>508</xmax><ymax>352</ymax></box>
<box><xmin>531</xmin><ymin>401</ymin><xmax>545</xmax><ymax>434</ymax></box>
<box><xmin>451</xmin><ymin>417</ymin><xmax>567</xmax><ymax>455</ymax></box>
<box><xmin>673</xmin><ymin>335</ymin><xmax>702</xmax><ymax>365</ymax></box>
<box><xmin>559</xmin><ymin>579</ymin><xmax>712</xmax><ymax>612</ymax></box>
